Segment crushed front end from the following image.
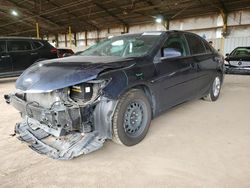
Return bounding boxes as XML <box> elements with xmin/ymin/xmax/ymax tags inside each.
<box><xmin>5</xmin><ymin>80</ymin><xmax>117</xmax><ymax>160</ymax></box>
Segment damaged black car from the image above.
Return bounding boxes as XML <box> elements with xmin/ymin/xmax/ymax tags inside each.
<box><xmin>5</xmin><ymin>31</ymin><xmax>224</xmax><ymax>159</ymax></box>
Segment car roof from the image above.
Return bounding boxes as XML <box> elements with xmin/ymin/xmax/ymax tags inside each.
<box><xmin>234</xmin><ymin>46</ymin><xmax>250</xmax><ymax>49</ymax></box>
<box><xmin>118</xmin><ymin>30</ymin><xmax>199</xmax><ymax>37</ymax></box>
<box><xmin>0</xmin><ymin>37</ymin><xmax>45</xmax><ymax>41</ymax></box>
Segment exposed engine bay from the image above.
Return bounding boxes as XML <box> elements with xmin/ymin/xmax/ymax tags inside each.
<box><xmin>5</xmin><ymin>80</ymin><xmax>117</xmax><ymax>159</ymax></box>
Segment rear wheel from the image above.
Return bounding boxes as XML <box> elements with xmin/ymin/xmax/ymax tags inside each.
<box><xmin>203</xmin><ymin>74</ymin><xmax>222</xmax><ymax>101</ymax></box>
<box><xmin>112</xmin><ymin>89</ymin><xmax>152</xmax><ymax>146</ymax></box>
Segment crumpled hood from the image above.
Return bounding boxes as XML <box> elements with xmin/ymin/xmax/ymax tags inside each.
<box><xmin>16</xmin><ymin>56</ymin><xmax>135</xmax><ymax>93</ymax></box>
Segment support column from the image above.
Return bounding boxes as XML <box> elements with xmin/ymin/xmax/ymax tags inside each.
<box><xmin>221</xmin><ymin>10</ymin><xmax>228</xmax><ymax>37</ymax></box>
<box><xmin>74</xmin><ymin>33</ymin><xmax>77</xmax><ymax>47</ymax></box>
<box><xmin>97</xmin><ymin>30</ymin><xmax>99</xmax><ymax>42</ymax></box>
<box><xmin>220</xmin><ymin>10</ymin><xmax>228</xmax><ymax>55</ymax></box>
<box><xmin>36</xmin><ymin>22</ymin><xmax>40</xmax><ymax>38</ymax></box>
<box><xmin>69</xmin><ymin>26</ymin><xmax>72</xmax><ymax>48</ymax></box>
<box><xmin>85</xmin><ymin>31</ymin><xmax>88</xmax><ymax>47</ymax></box>
<box><xmin>65</xmin><ymin>34</ymin><xmax>67</xmax><ymax>47</ymax></box>
<box><xmin>164</xmin><ymin>19</ymin><xmax>170</xmax><ymax>30</ymax></box>
<box><xmin>55</xmin><ymin>34</ymin><xmax>59</xmax><ymax>47</ymax></box>
<box><xmin>123</xmin><ymin>25</ymin><xmax>129</xmax><ymax>33</ymax></box>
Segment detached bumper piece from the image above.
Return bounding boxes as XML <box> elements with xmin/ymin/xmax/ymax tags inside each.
<box><xmin>15</xmin><ymin>121</ymin><xmax>105</xmax><ymax>160</ymax></box>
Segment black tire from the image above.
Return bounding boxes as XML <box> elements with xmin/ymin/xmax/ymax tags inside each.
<box><xmin>203</xmin><ymin>73</ymin><xmax>222</xmax><ymax>101</ymax></box>
<box><xmin>112</xmin><ymin>89</ymin><xmax>152</xmax><ymax>146</ymax></box>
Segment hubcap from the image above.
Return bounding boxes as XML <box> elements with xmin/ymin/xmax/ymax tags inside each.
<box><xmin>212</xmin><ymin>76</ymin><xmax>221</xmax><ymax>97</ymax></box>
<box><xmin>123</xmin><ymin>100</ymin><xmax>147</xmax><ymax>137</ymax></box>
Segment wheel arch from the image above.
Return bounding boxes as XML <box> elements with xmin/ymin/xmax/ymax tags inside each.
<box><xmin>118</xmin><ymin>84</ymin><xmax>157</xmax><ymax>118</ymax></box>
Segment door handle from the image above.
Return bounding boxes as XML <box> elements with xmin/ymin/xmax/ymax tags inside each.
<box><xmin>190</xmin><ymin>63</ymin><xmax>197</xmax><ymax>69</ymax></box>
<box><xmin>1</xmin><ymin>55</ymin><xmax>10</xmax><ymax>58</ymax></box>
<box><xmin>30</xmin><ymin>52</ymin><xmax>38</xmax><ymax>55</ymax></box>
<box><xmin>213</xmin><ymin>57</ymin><xmax>220</xmax><ymax>63</ymax></box>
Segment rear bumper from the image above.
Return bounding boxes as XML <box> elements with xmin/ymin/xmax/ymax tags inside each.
<box><xmin>225</xmin><ymin>65</ymin><xmax>250</xmax><ymax>75</ymax></box>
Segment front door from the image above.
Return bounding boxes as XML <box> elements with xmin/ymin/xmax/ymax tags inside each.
<box><xmin>153</xmin><ymin>33</ymin><xmax>197</xmax><ymax>112</ymax></box>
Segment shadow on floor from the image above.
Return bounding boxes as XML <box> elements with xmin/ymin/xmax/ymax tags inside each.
<box><xmin>0</xmin><ymin>77</ymin><xmax>17</xmax><ymax>84</ymax></box>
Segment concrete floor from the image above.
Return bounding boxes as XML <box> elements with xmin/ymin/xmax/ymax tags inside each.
<box><xmin>0</xmin><ymin>75</ymin><xmax>250</xmax><ymax>188</ymax></box>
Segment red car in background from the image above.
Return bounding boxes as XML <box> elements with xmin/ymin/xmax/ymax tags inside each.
<box><xmin>57</xmin><ymin>48</ymin><xmax>74</xmax><ymax>58</ymax></box>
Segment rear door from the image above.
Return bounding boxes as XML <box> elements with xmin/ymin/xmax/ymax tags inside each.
<box><xmin>153</xmin><ymin>33</ymin><xmax>197</xmax><ymax>111</ymax></box>
<box><xmin>7</xmin><ymin>40</ymin><xmax>33</xmax><ymax>72</ymax></box>
<box><xmin>0</xmin><ymin>40</ymin><xmax>12</xmax><ymax>74</ymax></box>
<box><xmin>185</xmin><ymin>34</ymin><xmax>215</xmax><ymax>96</ymax></box>
<box><xmin>30</xmin><ymin>40</ymin><xmax>43</xmax><ymax>61</ymax></box>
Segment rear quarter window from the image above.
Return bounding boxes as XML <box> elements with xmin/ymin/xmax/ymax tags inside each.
<box><xmin>203</xmin><ymin>40</ymin><xmax>213</xmax><ymax>54</ymax></box>
<box><xmin>185</xmin><ymin>34</ymin><xmax>206</xmax><ymax>55</ymax></box>
<box><xmin>7</xmin><ymin>40</ymin><xmax>32</xmax><ymax>51</ymax></box>
<box><xmin>32</xmin><ymin>41</ymin><xmax>43</xmax><ymax>49</ymax></box>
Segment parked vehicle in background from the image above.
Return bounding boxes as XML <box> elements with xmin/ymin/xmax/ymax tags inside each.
<box><xmin>57</xmin><ymin>48</ymin><xmax>74</xmax><ymax>58</ymax></box>
<box><xmin>5</xmin><ymin>31</ymin><xmax>224</xmax><ymax>159</ymax></box>
<box><xmin>74</xmin><ymin>50</ymin><xmax>84</xmax><ymax>55</ymax></box>
<box><xmin>225</xmin><ymin>47</ymin><xmax>250</xmax><ymax>74</ymax></box>
<box><xmin>0</xmin><ymin>37</ymin><xmax>58</xmax><ymax>78</ymax></box>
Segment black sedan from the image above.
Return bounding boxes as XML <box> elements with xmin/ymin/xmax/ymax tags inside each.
<box><xmin>5</xmin><ymin>31</ymin><xmax>224</xmax><ymax>159</ymax></box>
<box><xmin>225</xmin><ymin>47</ymin><xmax>250</xmax><ymax>74</ymax></box>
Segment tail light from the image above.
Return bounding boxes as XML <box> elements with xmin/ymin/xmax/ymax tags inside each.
<box><xmin>50</xmin><ymin>47</ymin><xmax>57</xmax><ymax>54</ymax></box>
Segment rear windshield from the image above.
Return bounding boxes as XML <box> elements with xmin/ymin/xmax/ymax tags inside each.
<box><xmin>231</xmin><ymin>47</ymin><xmax>250</xmax><ymax>57</ymax></box>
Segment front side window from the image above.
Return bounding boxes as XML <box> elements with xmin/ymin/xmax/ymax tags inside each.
<box><xmin>185</xmin><ymin>34</ymin><xmax>206</xmax><ymax>55</ymax></box>
<box><xmin>80</xmin><ymin>33</ymin><xmax>162</xmax><ymax>58</ymax></box>
<box><xmin>161</xmin><ymin>34</ymin><xmax>189</xmax><ymax>58</ymax></box>
<box><xmin>0</xmin><ymin>41</ymin><xmax>6</xmax><ymax>52</ymax></box>
<box><xmin>7</xmin><ymin>40</ymin><xmax>32</xmax><ymax>51</ymax></box>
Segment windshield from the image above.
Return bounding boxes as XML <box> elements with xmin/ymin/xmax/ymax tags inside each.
<box><xmin>79</xmin><ymin>33</ymin><xmax>162</xmax><ymax>58</ymax></box>
<box><xmin>231</xmin><ymin>47</ymin><xmax>250</xmax><ymax>57</ymax></box>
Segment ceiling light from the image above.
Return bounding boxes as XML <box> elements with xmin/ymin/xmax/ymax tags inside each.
<box><xmin>156</xmin><ymin>17</ymin><xmax>162</xmax><ymax>23</ymax></box>
<box><xmin>11</xmin><ymin>10</ymin><xmax>18</xmax><ymax>16</ymax></box>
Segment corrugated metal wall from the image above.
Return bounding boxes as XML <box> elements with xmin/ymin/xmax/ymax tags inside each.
<box><xmin>209</xmin><ymin>37</ymin><xmax>250</xmax><ymax>55</ymax></box>
<box><xmin>224</xmin><ymin>37</ymin><xmax>250</xmax><ymax>54</ymax></box>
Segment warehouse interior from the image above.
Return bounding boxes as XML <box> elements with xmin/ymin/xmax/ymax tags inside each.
<box><xmin>1</xmin><ymin>0</ymin><xmax>250</xmax><ymax>187</ymax></box>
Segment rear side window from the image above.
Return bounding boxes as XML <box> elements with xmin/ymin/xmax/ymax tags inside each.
<box><xmin>32</xmin><ymin>41</ymin><xmax>43</xmax><ymax>49</ymax></box>
<box><xmin>203</xmin><ymin>41</ymin><xmax>213</xmax><ymax>54</ymax></box>
<box><xmin>7</xmin><ymin>40</ymin><xmax>32</xmax><ymax>51</ymax></box>
<box><xmin>185</xmin><ymin>34</ymin><xmax>206</xmax><ymax>55</ymax></box>
<box><xmin>0</xmin><ymin>41</ymin><xmax>6</xmax><ymax>52</ymax></box>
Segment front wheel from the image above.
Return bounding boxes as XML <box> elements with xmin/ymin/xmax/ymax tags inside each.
<box><xmin>203</xmin><ymin>74</ymin><xmax>222</xmax><ymax>101</ymax></box>
<box><xmin>112</xmin><ymin>89</ymin><xmax>152</xmax><ymax>146</ymax></box>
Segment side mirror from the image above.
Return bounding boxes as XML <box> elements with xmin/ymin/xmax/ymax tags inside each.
<box><xmin>62</xmin><ymin>53</ymin><xmax>73</xmax><ymax>57</ymax></box>
<box><xmin>161</xmin><ymin>48</ymin><xmax>182</xmax><ymax>60</ymax></box>
<box><xmin>225</xmin><ymin>53</ymin><xmax>229</xmax><ymax>57</ymax></box>
<box><xmin>225</xmin><ymin>53</ymin><xmax>229</xmax><ymax>61</ymax></box>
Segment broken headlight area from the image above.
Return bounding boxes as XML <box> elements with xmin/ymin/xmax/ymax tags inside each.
<box><xmin>69</xmin><ymin>79</ymin><xmax>110</xmax><ymax>106</ymax></box>
<box><xmin>5</xmin><ymin>79</ymin><xmax>116</xmax><ymax>159</ymax></box>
